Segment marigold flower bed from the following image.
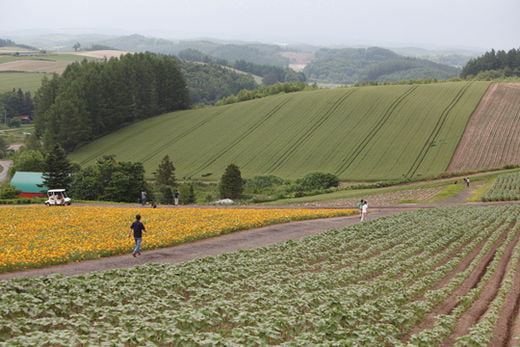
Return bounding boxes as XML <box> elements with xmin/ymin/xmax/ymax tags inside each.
<box><xmin>0</xmin><ymin>206</ymin><xmax>355</xmax><ymax>272</ymax></box>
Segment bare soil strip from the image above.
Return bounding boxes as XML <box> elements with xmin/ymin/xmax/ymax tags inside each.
<box><xmin>492</xmin><ymin>252</ymin><xmax>520</xmax><ymax>346</ymax></box>
<box><xmin>448</xmin><ymin>83</ymin><xmax>520</xmax><ymax>172</ymax></box>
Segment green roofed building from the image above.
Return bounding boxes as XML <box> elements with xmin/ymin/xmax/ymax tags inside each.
<box><xmin>10</xmin><ymin>172</ymin><xmax>47</xmax><ymax>198</ymax></box>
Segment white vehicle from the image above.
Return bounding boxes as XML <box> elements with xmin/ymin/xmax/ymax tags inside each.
<box><xmin>45</xmin><ymin>189</ymin><xmax>71</xmax><ymax>206</ymax></box>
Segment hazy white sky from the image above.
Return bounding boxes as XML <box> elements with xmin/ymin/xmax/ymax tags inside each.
<box><xmin>2</xmin><ymin>0</ymin><xmax>519</xmax><ymax>50</ymax></box>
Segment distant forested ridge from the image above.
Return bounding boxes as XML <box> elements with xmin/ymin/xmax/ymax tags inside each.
<box><xmin>303</xmin><ymin>47</ymin><xmax>460</xmax><ymax>84</ymax></box>
<box><xmin>97</xmin><ymin>35</ymin><xmax>292</xmax><ymax>67</ymax></box>
<box><xmin>0</xmin><ymin>38</ymin><xmax>36</xmax><ymax>50</ymax></box>
<box><xmin>0</xmin><ymin>38</ymin><xmax>16</xmax><ymax>47</ymax></box>
<box><xmin>34</xmin><ymin>52</ymin><xmax>189</xmax><ymax>152</ymax></box>
<box><xmin>179</xmin><ymin>60</ymin><xmax>258</xmax><ymax>105</ymax></box>
<box><xmin>178</xmin><ymin>49</ymin><xmax>306</xmax><ymax>86</ymax></box>
<box><xmin>461</xmin><ymin>48</ymin><xmax>520</xmax><ymax>79</ymax></box>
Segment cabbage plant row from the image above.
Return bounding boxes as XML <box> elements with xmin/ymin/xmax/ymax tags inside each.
<box><xmin>1</xmin><ymin>205</ymin><xmax>519</xmax><ymax>345</ymax></box>
<box><xmin>482</xmin><ymin>172</ymin><xmax>520</xmax><ymax>201</ymax></box>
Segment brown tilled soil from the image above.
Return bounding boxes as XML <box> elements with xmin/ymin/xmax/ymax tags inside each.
<box><xmin>448</xmin><ymin>82</ymin><xmax>520</xmax><ymax>172</ymax></box>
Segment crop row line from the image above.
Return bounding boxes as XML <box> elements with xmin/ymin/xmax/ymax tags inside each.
<box><xmin>140</xmin><ymin>108</ymin><xmax>229</xmax><ymax>165</ymax></box>
<box><xmin>333</xmin><ymin>85</ymin><xmax>418</xmax><ymax>176</ymax></box>
<box><xmin>186</xmin><ymin>98</ymin><xmax>291</xmax><ymax>177</ymax></box>
<box><xmin>265</xmin><ymin>89</ymin><xmax>357</xmax><ymax>173</ymax></box>
<box><xmin>456</xmin><ymin>218</ymin><xmax>520</xmax><ymax>346</ymax></box>
<box><xmin>405</xmin><ymin>82</ymin><xmax>472</xmax><ymax>178</ymax></box>
<box><xmin>403</xmin><ymin>211</ymin><xmax>518</xmax><ymax>345</ymax></box>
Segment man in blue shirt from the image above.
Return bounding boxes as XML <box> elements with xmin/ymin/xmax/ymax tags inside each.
<box><xmin>128</xmin><ymin>214</ymin><xmax>147</xmax><ymax>257</ymax></box>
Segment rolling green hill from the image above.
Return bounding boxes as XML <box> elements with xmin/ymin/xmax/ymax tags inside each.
<box><xmin>303</xmin><ymin>47</ymin><xmax>461</xmax><ymax>84</ymax></box>
<box><xmin>69</xmin><ymin>81</ymin><xmax>490</xmax><ymax>181</ymax></box>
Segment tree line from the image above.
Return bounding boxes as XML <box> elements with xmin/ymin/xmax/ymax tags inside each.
<box><xmin>178</xmin><ymin>49</ymin><xmax>306</xmax><ymax>85</ymax></box>
<box><xmin>461</xmin><ymin>48</ymin><xmax>520</xmax><ymax>79</ymax></box>
<box><xmin>179</xmin><ymin>61</ymin><xmax>258</xmax><ymax>105</ymax></box>
<box><xmin>34</xmin><ymin>52</ymin><xmax>190</xmax><ymax>152</ymax></box>
<box><xmin>0</xmin><ymin>89</ymin><xmax>34</xmax><ymax>123</ymax></box>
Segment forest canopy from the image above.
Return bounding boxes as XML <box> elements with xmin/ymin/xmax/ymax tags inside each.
<box><xmin>34</xmin><ymin>52</ymin><xmax>190</xmax><ymax>152</ymax></box>
<box><xmin>460</xmin><ymin>48</ymin><xmax>520</xmax><ymax>79</ymax></box>
<box><xmin>303</xmin><ymin>47</ymin><xmax>460</xmax><ymax>84</ymax></box>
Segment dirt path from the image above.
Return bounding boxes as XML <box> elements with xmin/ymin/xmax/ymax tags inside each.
<box><xmin>0</xmin><ymin>206</ymin><xmax>409</xmax><ymax>280</ymax></box>
<box><xmin>0</xmin><ymin>160</ymin><xmax>12</xmax><ymax>182</ymax></box>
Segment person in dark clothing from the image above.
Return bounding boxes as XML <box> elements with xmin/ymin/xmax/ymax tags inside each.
<box><xmin>128</xmin><ymin>214</ymin><xmax>147</xmax><ymax>257</ymax></box>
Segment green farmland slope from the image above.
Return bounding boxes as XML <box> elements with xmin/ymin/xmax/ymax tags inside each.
<box><xmin>69</xmin><ymin>81</ymin><xmax>490</xmax><ymax>181</ymax></box>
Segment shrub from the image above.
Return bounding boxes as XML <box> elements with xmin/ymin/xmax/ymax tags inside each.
<box><xmin>296</xmin><ymin>172</ymin><xmax>339</xmax><ymax>191</ymax></box>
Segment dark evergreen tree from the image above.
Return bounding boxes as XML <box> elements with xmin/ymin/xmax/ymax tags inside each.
<box><xmin>461</xmin><ymin>47</ymin><xmax>520</xmax><ymax>78</ymax></box>
<box><xmin>0</xmin><ymin>137</ymin><xmax>7</xmax><ymax>158</ymax></box>
<box><xmin>156</xmin><ymin>155</ymin><xmax>176</xmax><ymax>186</ymax></box>
<box><xmin>186</xmin><ymin>184</ymin><xmax>196</xmax><ymax>204</ymax></box>
<box><xmin>34</xmin><ymin>53</ymin><xmax>190</xmax><ymax>152</ymax></box>
<box><xmin>219</xmin><ymin>163</ymin><xmax>244</xmax><ymax>199</ymax></box>
<box><xmin>42</xmin><ymin>144</ymin><xmax>73</xmax><ymax>190</ymax></box>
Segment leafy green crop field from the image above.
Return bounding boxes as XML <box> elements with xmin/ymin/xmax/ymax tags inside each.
<box><xmin>1</xmin><ymin>205</ymin><xmax>519</xmax><ymax>345</ymax></box>
<box><xmin>69</xmin><ymin>81</ymin><xmax>490</xmax><ymax>181</ymax></box>
<box><xmin>482</xmin><ymin>172</ymin><xmax>520</xmax><ymax>201</ymax></box>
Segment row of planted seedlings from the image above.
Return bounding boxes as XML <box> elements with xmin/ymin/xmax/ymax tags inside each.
<box><xmin>455</xmin><ymin>218</ymin><xmax>520</xmax><ymax>346</ymax></box>
<box><xmin>1</xmin><ymin>205</ymin><xmax>519</xmax><ymax>345</ymax></box>
<box><xmin>481</xmin><ymin>172</ymin><xmax>520</xmax><ymax>201</ymax></box>
<box><xmin>403</xmin><ymin>205</ymin><xmax>519</xmax><ymax>345</ymax></box>
<box><xmin>316</xmin><ymin>205</ymin><xmax>507</xmax><ymax>345</ymax></box>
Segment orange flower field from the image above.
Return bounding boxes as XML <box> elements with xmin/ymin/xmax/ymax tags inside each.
<box><xmin>0</xmin><ymin>206</ymin><xmax>355</xmax><ymax>272</ymax></box>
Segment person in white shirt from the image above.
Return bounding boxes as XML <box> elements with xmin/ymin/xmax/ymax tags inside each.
<box><xmin>360</xmin><ymin>200</ymin><xmax>368</xmax><ymax>222</ymax></box>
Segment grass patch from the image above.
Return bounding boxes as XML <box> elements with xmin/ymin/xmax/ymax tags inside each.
<box><xmin>398</xmin><ymin>199</ymin><xmax>422</xmax><ymax>204</ymax></box>
<box><xmin>427</xmin><ymin>183</ymin><xmax>465</xmax><ymax>202</ymax></box>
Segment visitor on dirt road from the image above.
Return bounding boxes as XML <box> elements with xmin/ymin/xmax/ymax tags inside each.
<box><xmin>358</xmin><ymin>199</ymin><xmax>364</xmax><ymax>217</ymax></box>
<box><xmin>140</xmin><ymin>190</ymin><xmax>147</xmax><ymax>206</ymax></box>
<box><xmin>174</xmin><ymin>190</ymin><xmax>180</xmax><ymax>205</ymax></box>
<box><xmin>129</xmin><ymin>214</ymin><xmax>147</xmax><ymax>257</ymax></box>
<box><xmin>360</xmin><ymin>200</ymin><xmax>368</xmax><ymax>222</ymax></box>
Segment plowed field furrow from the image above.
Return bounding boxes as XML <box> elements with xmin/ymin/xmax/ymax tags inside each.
<box><xmin>404</xmin><ymin>217</ymin><xmax>509</xmax><ymax>341</ymax></box>
<box><xmin>333</xmin><ymin>85</ymin><xmax>418</xmax><ymax>175</ymax></box>
<box><xmin>446</xmin><ymin>220</ymin><xmax>520</xmax><ymax>346</ymax></box>
<box><xmin>448</xmin><ymin>83</ymin><xmax>520</xmax><ymax>172</ymax></box>
<box><xmin>405</xmin><ymin>82</ymin><xmax>471</xmax><ymax>178</ymax></box>
<box><xmin>265</xmin><ymin>89</ymin><xmax>356</xmax><ymax>173</ymax></box>
<box><xmin>490</xmin><ymin>233</ymin><xmax>520</xmax><ymax>346</ymax></box>
<box><xmin>187</xmin><ymin>99</ymin><xmax>290</xmax><ymax>177</ymax></box>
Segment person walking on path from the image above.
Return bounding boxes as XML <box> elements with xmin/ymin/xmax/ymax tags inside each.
<box><xmin>140</xmin><ymin>190</ymin><xmax>147</xmax><ymax>206</ymax></box>
<box><xmin>360</xmin><ymin>200</ymin><xmax>368</xmax><ymax>222</ymax></box>
<box><xmin>358</xmin><ymin>199</ymin><xmax>364</xmax><ymax>218</ymax></box>
<box><xmin>128</xmin><ymin>214</ymin><xmax>147</xmax><ymax>257</ymax></box>
<box><xmin>174</xmin><ymin>190</ymin><xmax>180</xmax><ymax>206</ymax></box>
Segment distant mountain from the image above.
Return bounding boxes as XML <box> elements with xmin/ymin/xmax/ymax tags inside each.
<box><xmin>97</xmin><ymin>34</ymin><xmax>291</xmax><ymax>67</ymax></box>
<box><xmin>303</xmin><ymin>47</ymin><xmax>461</xmax><ymax>85</ymax></box>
